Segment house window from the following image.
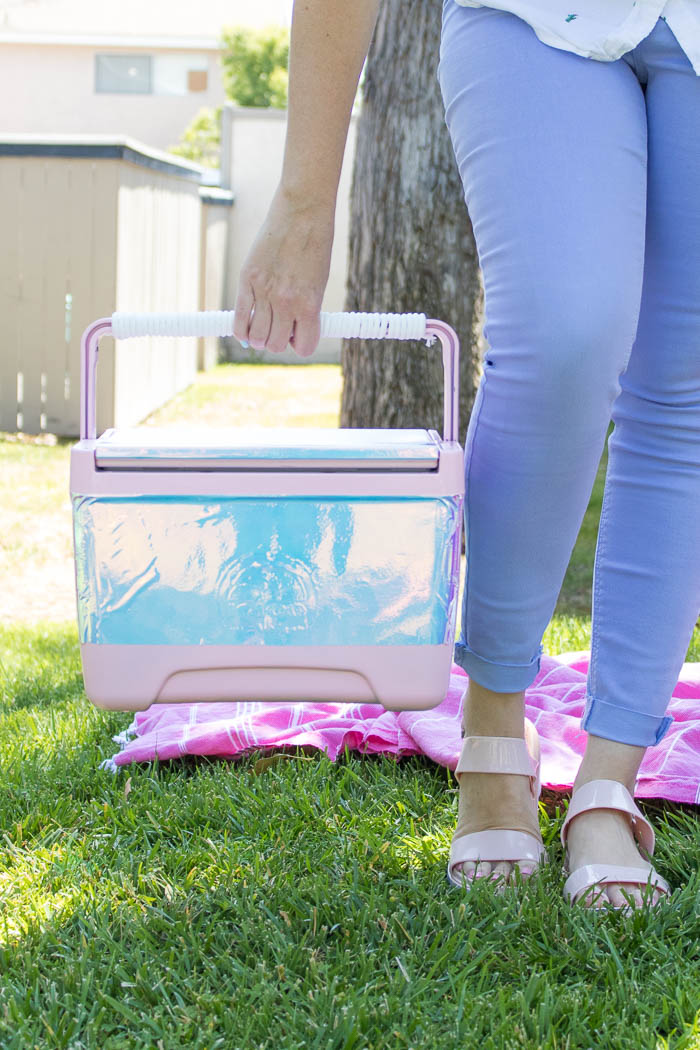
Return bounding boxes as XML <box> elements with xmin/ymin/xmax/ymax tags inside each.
<box><xmin>95</xmin><ymin>53</ymin><xmax>209</xmax><ymax>95</ymax></box>
<box><xmin>95</xmin><ymin>54</ymin><xmax>152</xmax><ymax>94</ymax></box>
<box><xmin>153</xmin><ymin>55</ymin><xmax>209</xmax><ymax>95</ymax></box>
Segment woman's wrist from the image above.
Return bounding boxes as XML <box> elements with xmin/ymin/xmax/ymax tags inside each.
<box><xmin>275</xmin><ymin>179</ymin><xmax>337</xmax><ymax>219</ymax></box>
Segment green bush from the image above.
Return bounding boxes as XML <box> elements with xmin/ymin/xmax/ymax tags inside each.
<box><xmin>169</xmin><ymin>25</ymin><xmax>290</xmax><ymax>167</ymax></box>
<box><xmin>169</xmin><ymin>104</ymin><xmax>222</xmax><ymax>168</ymax></box>
<box><xmin>219</xmin><ymin>24</ymin><xmax>290</xmax><ymax>108</ymax></box>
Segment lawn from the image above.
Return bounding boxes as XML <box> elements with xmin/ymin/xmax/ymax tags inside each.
<box><xmin>0</xmin><ymin>364</ymin><xmax>699</xmax><ymax>1049</ymax></box>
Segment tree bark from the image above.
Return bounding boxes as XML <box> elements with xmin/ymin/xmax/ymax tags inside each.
<box><xmin>341</xmin><ymin>0</ymin><xmax>483</xmax><ymax>446</ymax></box>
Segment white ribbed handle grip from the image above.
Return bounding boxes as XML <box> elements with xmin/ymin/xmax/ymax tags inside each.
<box><xmin>80</xmin><ymin>312</ymin><xmax>459</xmax><ymax>444</ymax></box>
<box><xmin>111</xmin><ymin>309</ymin><xmax>428</xmax><ymax>342</ymax></box>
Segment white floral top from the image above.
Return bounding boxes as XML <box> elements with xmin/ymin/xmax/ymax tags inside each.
<box><xmin>451</xmin><ymin>0</ymin><xmax>700</xmax><ymax>75</ymax></box>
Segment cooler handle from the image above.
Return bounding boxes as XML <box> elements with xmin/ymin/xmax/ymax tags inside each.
<box><xmin>80</xmin><ymin>310</ymin><xmax>460</xmax><ymax>443</ymax></box>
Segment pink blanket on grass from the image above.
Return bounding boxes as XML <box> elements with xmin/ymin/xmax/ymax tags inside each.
<box><xmin>103</xmin><ymin>651</ymin><xmax>700</xmax><ymax>804</ymax></box>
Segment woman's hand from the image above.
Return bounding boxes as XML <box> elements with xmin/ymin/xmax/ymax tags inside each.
<box><xmin>233</xmin><ymin>185</ymin><xmax>335</xmax><ymax>358</ymax></box>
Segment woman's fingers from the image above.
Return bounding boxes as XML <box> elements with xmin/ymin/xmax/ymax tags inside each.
<box><xmin>264</xmin><ymin>293</ymin><xmax>306</xmax><ymax>355</ymax></box>
<box><xmin>288</xmin><ymin>307</ymin><xmax>321</xmax><ymax>358</ymax></box>
<box><xmin>242</xmin><ymin>296</ymin><xmax>321</xmax><ymax>357</ymax></box>
<box><xmin>248</xmin><ymin>298</ymin><xmax>273</xmax><ymax>350</ymax></box>
<box><xmin>232</xmin><ymin>279</ymin><xmax>256</xmax><ymax>346</ymax></box>
<box><xmin>235</xmin><ymin>286</ymin><xmax>322</xmax><ymax>358</ymax></box>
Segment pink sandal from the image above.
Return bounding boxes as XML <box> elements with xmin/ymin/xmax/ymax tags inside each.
<box><xmin>446</xmin><ymin>718</ymin><xmax>547</xmax><ymax>889</ymax></box>
<box><xmin>560</xmin><ymin>779</ymin><xmax>671</xmax><ymax>908</ymax></box>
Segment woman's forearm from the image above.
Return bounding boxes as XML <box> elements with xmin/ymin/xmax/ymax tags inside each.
<box><xmin>233</xmin><ymin>0</ymin><xmax>381</xmax><ymax>353</ymax></box>
<box><xmin>279</xmin><ymin>0</ymin><xmax>382</xmax><ymax>210</ymax></box>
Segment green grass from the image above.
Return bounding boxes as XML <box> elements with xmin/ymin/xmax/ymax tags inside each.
<box><xmin>0</xmin><ymin>434</ymin><xmax>73</xmax><ymax>576</ymax></box>
<box><xmin>144</xmin><ymin>362</ymin><xmax>343</xmax><ymax>429</ymax></box>
<box><xmin>0</xmin><ymin>367</ymin><xmax>699</xmax><ymax>1048</ymax></box>
<box><xmin>0</xmin><ymin>623</ymin><xmax>699</xmax><ymax>1049</ymax></box>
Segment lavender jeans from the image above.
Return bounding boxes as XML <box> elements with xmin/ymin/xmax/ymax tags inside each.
<box><xmin>438</xmin><ymin>4</ymin><xmax>700</xmax><ymax>747</ymax></box>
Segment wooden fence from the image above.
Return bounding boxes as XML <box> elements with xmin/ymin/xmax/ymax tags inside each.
<box><xmin>0</xmin><ymin>136</ymin><xmax>232</xmax><ymax>436</ymax></box>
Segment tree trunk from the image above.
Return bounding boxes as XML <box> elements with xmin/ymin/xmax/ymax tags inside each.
<box><xmin>341</xmin><ymin>0</ymin><xmax>483</xmax><ymax>446</ymax></box>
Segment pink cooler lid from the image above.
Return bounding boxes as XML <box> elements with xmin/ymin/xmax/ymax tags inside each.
<box><xmin>94</xmin><ymin>425</ymin><xmax>441</xmax><ymax>472</ymax></box>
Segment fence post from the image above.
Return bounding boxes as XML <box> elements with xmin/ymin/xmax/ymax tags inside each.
<box><xmin>220</xmin><ymin>102</ymin><xmax>234</xmax><ymax>192</ymax></box>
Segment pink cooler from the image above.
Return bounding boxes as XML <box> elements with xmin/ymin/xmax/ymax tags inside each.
<box><xmin>70</xmin><ymin>309</ymin><xmax>463</xmax><ymax>712</ymax></box>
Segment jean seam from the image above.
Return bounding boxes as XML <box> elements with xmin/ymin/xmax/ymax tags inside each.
<box><xmin>582</xmin><ymin>694</ymin><xmax>674</xmax><ymax>746</ymax></box>
<box><xmin>587</xmin><ymin>141</ymin><xmax>646</xmax><ymax>709</ymax></box>
<box><xmin>455</xmin><ymin>641</ymin><xmax>539</xmax><ymax>670</ymax></box>
<box><xmin>655</xmin><ymin>716</ymin><xmax>673</xmax><ymax>745</ymax></box>
<box><xmin>589</xmin><ymin>441</ymin><xmax>612</xmax><ymax>707</ymax></box>
<box><xmin>462</xmin><ymin>368</ymin><xmax>489</xmax><ymax>659</ymax></box>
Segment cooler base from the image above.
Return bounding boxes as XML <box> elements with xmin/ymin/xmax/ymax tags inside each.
<box><xmin>80</xmin><ymin>642</ymin><xmax>456</xmax><ymax>712</ymax></box>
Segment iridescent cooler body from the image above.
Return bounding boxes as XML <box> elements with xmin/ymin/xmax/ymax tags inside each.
<box><xmin>71</xmin><ymin>311</ymin><xmax>464</xmax><ymax>712</ymax></box>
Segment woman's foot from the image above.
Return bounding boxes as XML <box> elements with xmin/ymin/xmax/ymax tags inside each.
<box><xmin>450</xmin><ymin>680</ymin><xmax>544</xmax><ymax>887</ymax></box>
<box><xmin>565</xmin><ymin>736</ymin><xmax>664</xmax><ymax>909</ymax></box>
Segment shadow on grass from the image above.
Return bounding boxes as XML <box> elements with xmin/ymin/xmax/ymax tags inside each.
<box><xmin>0</xmin><ymin>622</ymin><xmax>84</xmax><ymax>713</ymax></box>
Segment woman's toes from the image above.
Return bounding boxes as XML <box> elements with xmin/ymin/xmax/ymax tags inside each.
<box><xmin>606</xmin><ymin>883</ymin><xmax>643</xmax><ymax>909</ymax></box>
<box><xmin>582</xmin><ymin>885</ymin><xmax>608</xmax><ymax>909</ymax></box>
<box><xmin>578</xmin><ymin>881</ymin><xmax>664</xmax><ymax>910</ymax></box>
<box><xmin>453</xmin><ymin>860</ymin><xmax>478</xmax><ymax>884</ymax></box>
<box><xmin>451</xmin><ymin>858</ymin><xmax>540</xmax><ymax>889</ymax></box>
<box><xmin>514</xmin><ymin>861</ymin><xmax>535</xmax><ymax>879</ymax></box>
<box><xmin>638</xmin><ymin>884</ymin><xmax>663</xmax><ymax>908</ymax></box>
<box><xmin>605</xmin><ymin>885</ymin><xmax>626</xmax><ymax>908</ymax></box>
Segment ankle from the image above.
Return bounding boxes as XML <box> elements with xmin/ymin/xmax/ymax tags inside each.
<box><xmin>573</xmin><ymin>733</ymin><xmax>646</xmax><ymax>796</ymax></box>
<box><xmin>462</xmin><ymin>679</ymin><xmax>526</xmax><ymax>739</ymax></box>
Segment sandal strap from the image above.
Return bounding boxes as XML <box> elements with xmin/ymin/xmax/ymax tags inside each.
<box><xmin>560</xmin><ymin>778</ymin><xmax>655</xmax><ymax>855</ymax></box>
<box><xmin>449</xmin><ymin>828</ymin><xmax>547</xmax><ymax>869</ymax></box>
<box><xmin>563</xmin><ymin>862</ymin><xmax>670</xmax><ymax>905</ymax></box>
<box><xmin>456</xmin><ymin>735</ymin><xmax>536</xmax><ymax>777</ymax></box>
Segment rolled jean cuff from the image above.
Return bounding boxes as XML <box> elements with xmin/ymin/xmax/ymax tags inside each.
<box><xmin>453</xmin><ymin>641</ymin><xmax>543</xmax><ymax>692</ymax></box>
<box><xmin>581</xmin><ymin>693</ymin><xmax>674</xmax><ymax>747</ymax></box>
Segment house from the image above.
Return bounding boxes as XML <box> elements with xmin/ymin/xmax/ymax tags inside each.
<box><xmin>0</xmin><ymin>0</ymin><xmax>293</xmax><ymax>153</ymax></box>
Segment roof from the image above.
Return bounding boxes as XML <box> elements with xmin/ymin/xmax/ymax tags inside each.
<box><xmin>0</xmin><ymin>33</ymin><xmax>226</xmax><ymax>48</ymax></box>
<box><xmin>0</xmin><ymin>0</ymin><xmax>293</xmax><ymax>40</ymax></box>
<box><xmin>0</xmin><ymin>132</ymin><xmax>222</xmax><ymax>184</ymax></box>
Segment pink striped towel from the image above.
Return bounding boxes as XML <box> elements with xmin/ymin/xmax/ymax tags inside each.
<box><xmin>103</xmin><ymin>651</ymin><xmax>700</xmax><ymax>804</ymax></box>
